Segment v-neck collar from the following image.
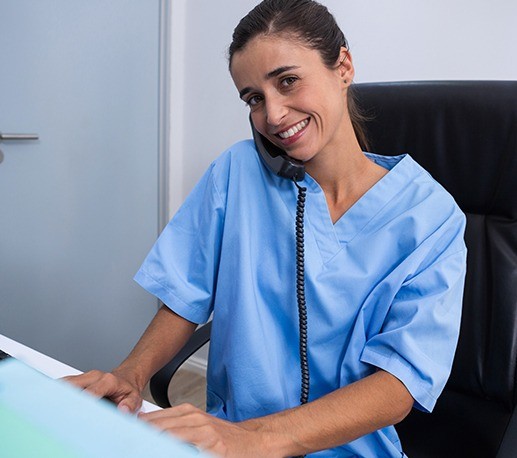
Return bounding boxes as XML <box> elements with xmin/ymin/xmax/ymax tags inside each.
<box><xmin>296</xmin><ymin>153</ymin><xmax>422</xmax><ymax>264</ymax></box>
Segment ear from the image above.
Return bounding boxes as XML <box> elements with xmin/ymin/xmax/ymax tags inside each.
<box><xmin>337</xmin><ymin>47</ymin><xmax>354</xmax><ymax>85</ymax></box>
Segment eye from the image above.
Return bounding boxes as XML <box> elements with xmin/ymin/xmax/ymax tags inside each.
<box><xmin>280</xmin><ymin>76</ymin><xmax>298</xmax><ymax>88</ymax></box>
<box><xmin>246</xmin><ymin>94</ymin><xmax>263</xmax><ymax>107</ymax></box>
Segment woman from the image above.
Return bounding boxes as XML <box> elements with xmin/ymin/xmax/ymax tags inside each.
<box><xmin>67</xmin><ymin>1</ymin><xmax>467</xmax><ymax>456</ymax></box>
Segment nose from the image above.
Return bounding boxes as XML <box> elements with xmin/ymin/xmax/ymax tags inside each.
<box><xmin>265</xmin><ymin>95</ymin><xmax>288</xmax><ymax>127</ymax></box>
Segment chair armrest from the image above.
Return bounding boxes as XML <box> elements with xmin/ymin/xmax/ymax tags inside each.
<box><xmin>149</xmin><ymin>321</ymin><xmax>212</xmax><ymax>408</ymax></box>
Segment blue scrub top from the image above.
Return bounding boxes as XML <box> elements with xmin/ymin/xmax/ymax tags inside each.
<box><xmin>135</xmin><ymin>140</ymin><xmax>467</xmax><ymax>457</ymax></box>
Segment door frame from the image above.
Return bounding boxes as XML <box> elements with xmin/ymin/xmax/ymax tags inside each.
<box><xmin>159</xmin><ymin>0</ymin><xmax>172</xmax><ymax>231</ymax></box>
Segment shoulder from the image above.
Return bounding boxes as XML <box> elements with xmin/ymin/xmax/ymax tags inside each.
<box><xmin>207</xmin><ymin>139</ymin><xmax>260</xmax><ymax>181</ymax></box>
<box><xmin>204</xmin><ymin>139</ymin><xmax>276</xmax><ymax>201</ymax></box>
<box><xmin>405</xmin><ymin>154</ymin><xmax>466</xmax><ymax>229</ymax></box>
<box><xmin>368</xmin><ymin>153</ymin><xmax>466</xmax><ymax>253</ymax></box>
<box><xmin>373</xmin><ymin>153</ymin><xmax>464</xmax><ymax>221</ymax></box>
<box><xmin>210</xmin><ymin>139</ymin><xmax>259</xmax><ymax>174</ymax></box>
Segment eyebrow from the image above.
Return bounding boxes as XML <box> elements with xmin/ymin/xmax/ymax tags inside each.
<box><xmin>238</xmin><ymin>65</ymin><xmax>301</xmax><ymax>99</ymax></box>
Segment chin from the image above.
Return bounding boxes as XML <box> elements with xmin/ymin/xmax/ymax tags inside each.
<box><xmin>287</xmin><ymin>148</ymin><xmax>317</xmax><ymax>163</ymax></box>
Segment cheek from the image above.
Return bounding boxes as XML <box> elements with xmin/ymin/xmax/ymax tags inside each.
<box><xmin>250</xmin><ymin>111</ymin><xmax>267</xmax><ymax>135</ymax></box>
<box><xmin>302</xmin><ymin>80</ymin><xmax>345</xmax><ymax>118</ymax></box>
<box><xmin>321</xmin><ymin>81</ymin><xmax>348</xmax><ymax>117</ymax></box>
<box><xmin>308</xmin><ymin>93</ymin><xmax>345</xmax><ymax>126</ymax></box>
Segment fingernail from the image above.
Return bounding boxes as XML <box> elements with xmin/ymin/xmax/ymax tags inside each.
<box><xmin>118</xmin><ymin>404</ymin><xmax>130</xmax><ymax>414</ymax></box>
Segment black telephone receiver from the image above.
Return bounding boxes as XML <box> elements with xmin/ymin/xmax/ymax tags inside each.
<box><xmin>250</xmin><ymin>116</ymin><xmax>305</xmax><ymax>182</ymax></box>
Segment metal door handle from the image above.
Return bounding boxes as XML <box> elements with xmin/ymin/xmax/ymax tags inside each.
<box><xmin>0</xmin><ymin>132</ymin><xmax>39</xmax><ymax>141</ymax></box>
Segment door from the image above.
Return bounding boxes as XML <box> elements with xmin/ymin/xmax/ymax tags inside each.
<box><xmin>0</xmin><ymin>0</ymin><xmax>165</xmax><ymax>371</ymax></box>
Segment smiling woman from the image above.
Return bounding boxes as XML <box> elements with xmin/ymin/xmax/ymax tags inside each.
<box><xmin>63</xmin><ymin>1</ymin><xmax>467</xmax><ymax>457</ymax></box>
<box><xmin>228</xmin><ymin>0</ymin><xmax>370</xmax><ymax>150</ymax></box>
<box><xmin>229</xmin><ymin>34</ymin><xmax>376</xmax><ymax>195</ymax></box>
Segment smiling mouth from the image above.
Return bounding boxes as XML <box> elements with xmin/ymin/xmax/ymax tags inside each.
<box><xmin>277</xmin><ymin>118</ymin><xmax>309</xmax><ymax>139</ymax></box>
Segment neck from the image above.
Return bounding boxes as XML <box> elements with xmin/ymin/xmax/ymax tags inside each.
<box><xmin>306</xmin><ymin>144</ymin><xmax>388</xmax><ymax>224</ymax></box>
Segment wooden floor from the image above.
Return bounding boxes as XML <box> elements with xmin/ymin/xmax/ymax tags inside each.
<box><xmin>142</xmin><ymin>369</ymin><xmax>206</xmax><ymax>411</ymax></box>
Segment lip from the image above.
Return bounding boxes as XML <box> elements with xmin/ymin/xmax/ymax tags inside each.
<box><xmin>274</xmin><ymin>117</ymin><xmax>310</xmax><ymax>146</ymax></box>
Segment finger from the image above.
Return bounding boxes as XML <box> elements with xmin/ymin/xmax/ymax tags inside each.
<box><xmin>158</xmin><ymin>424</ymin><xmax>226</xmax><ymax>456</ymax></box>
<box><xmin>67</xmin><ymin>372</ymin><xmax>131</xmax><ymax>404</ymax></box>
<box><xmin>81</xmin><ymin>372</ymin><xmax>122</xmax><ymax>398</ymax></box>
<box><xmin>61</xmin><ymin>370</ymin><xmax>106</xmax><ymax>388</ymax></box>
<box><xmin>117</xmin><ymin>393</ymin><xmax>143</xmax><ymax>414</ymax></box>
<box><xmin>85</xmin><ymin>383</ymin><xmax>142</xmax><ymax>413</ymax></box>
<box><xmin>63</xmin><ymin>370</ymin><xmax>142</xmax><ymax>413</ymax></box>
<box><xmin>143</xmin><ymin>410</ymin><xmax>215</xmax><ymax>434</ymax></box>
<box><xmin>161</xmin><ymin>425</ymin><xmax>208</xmax><ymax>443</ymax></box>
<box><xmin>141</xmin><ymin>413</ymin><xmax>237</xmax><ymax>456</ymax></box>
<box><xmin>139</xmin><ymin>403</ymin><xmax>199</xmax><ymax>421</ymax></box>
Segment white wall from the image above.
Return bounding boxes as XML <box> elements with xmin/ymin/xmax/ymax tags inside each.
<box><xmin>169</xmin><ymin>0</ymin><xmax>517</xmax><ymax>214</ymax></box>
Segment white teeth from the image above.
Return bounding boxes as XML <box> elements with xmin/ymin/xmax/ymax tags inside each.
<box><xmin>278</xmin><ymin>119</ymin><xmax>308</xmax><ymax>139</ymax></box>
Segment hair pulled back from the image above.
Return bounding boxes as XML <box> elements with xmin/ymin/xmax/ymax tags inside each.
<box><xmin>228</xmin><ymin>0</ymin><xmax>369</xmax><ymax>150</ymax></box>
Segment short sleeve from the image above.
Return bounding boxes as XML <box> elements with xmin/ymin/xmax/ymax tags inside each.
<box><xmin>134</xmin><ymin>163</ymin><xmax>225</xmax><ymax>324</ymax></box>
<box><xmin>361</xmin><ymin>212</ymin><xmax>467</xmax><ymax>413</ymax></box>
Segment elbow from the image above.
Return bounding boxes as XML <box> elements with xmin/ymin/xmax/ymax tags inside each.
<box><xmin>392</xmin><ymin>395</ymin><xmax>414</xmax><ymax>425</ymax></box>
<box><xmin>380</xmin><ymin>370</ymin><xmax>415</xmax><ymax>425</ymax></box>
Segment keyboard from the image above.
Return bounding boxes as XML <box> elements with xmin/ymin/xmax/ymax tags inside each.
<box><xmin>0</xmin><ymin>349</ymin><xmax>12</xmax><ymax>361</ymax></box>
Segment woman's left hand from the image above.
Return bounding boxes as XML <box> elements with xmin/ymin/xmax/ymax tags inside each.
<box><xmin>139</xmin><ymin>403</ymin><xmax>271</xmax><ymax>457</ymax></box>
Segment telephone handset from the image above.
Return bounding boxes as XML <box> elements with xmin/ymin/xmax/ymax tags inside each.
<box><xmin>250</xmin><ymin>116</ymin><xmax>310</xmax><ymax>418</ymax></box>
<box><xmin>250</xmin><ymin>116</ymin><xmax>305</xmax><ymax>182</ymax></box>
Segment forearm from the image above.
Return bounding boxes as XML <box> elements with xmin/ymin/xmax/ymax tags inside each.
<box><xmin>242</xmin><ymin>370</ymin><xmax>414</xmax><ymax>457</ymax></box>
<box><xmin>114</xmin><ymin>305</ymin><xmax>197</xmax><ymax>392</ymax></box>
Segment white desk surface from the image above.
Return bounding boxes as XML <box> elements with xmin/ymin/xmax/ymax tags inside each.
<box><xmin>0</xmin><ymin>333</ymin><xmax>160</xmax><ymax>412</ymax></box>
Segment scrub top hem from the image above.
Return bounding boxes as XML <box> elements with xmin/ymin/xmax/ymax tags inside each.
<box><xmin>361</xmin><ymin>346</ymin><xmax>436</xmax><ymax>413</ymax></box>
<box><xmin>134</xmin><ymin>269</ymin><xmax>210</xmax><ymax>325</ymax></box>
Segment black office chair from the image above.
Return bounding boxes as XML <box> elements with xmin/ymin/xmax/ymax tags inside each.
<box><xmin>150</xmin><ymin>81</ymin><xmax>517</xmax><ymax>458</ymax></box>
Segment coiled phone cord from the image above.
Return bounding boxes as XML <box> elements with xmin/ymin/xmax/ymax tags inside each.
<box><xmin>294</xmin><ymin>180</ymin><xmax>310</xmax><ymax>405</ymax></box>
<box><xmin>294</xmin><ymin>180</ymin><xmax>309</xmax><ymax>458</ymax></box>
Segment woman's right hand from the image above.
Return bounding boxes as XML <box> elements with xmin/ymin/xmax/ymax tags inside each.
<box><xmin>61</xmin><ymin>307</ymin><xmax>197</xmax><ymax>414</ymax></box>
<box><xmin>62</xmin><ymin>369</ymin><xmax>143</xmax><ymax>413</ymax></box>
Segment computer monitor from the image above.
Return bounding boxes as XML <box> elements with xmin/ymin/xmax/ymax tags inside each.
<box><xmin>0</xmin><ymin>358</ymin><xmax>205</xmax><ymax>458</ymax></box>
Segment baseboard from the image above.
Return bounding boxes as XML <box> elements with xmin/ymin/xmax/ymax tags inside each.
<box><xmin>182</xmin><ymin>355</ymin><xmax>207</xmax><ymax>377</ymax></box>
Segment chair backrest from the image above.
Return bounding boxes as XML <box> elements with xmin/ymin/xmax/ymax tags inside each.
<box><xmin>354</xmin><ymin>81</ymin><xmax>517</xmax><ymax>457</ymax></box>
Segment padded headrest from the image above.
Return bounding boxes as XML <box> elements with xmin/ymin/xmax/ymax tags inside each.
<box><xmin>353</xmin><ymin>81</ymin><xmax>517</xmax><ymax>218</ymax></box>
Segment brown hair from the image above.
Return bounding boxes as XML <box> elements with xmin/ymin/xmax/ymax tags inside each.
<box><xmin>228</xmin><ymin>0</ymin><xmax>370</xmax><ymax>150</ymax></box>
